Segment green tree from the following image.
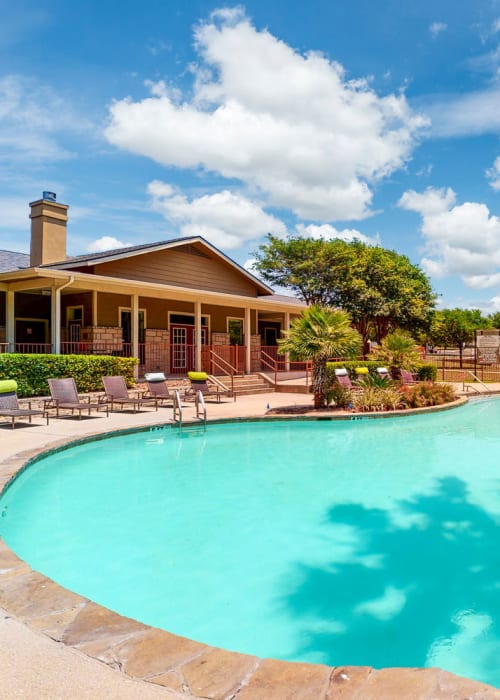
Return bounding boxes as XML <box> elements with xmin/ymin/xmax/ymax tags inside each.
<box><xmin>429</xmin><ymin>309</ymin><xmax>490</xmax><ymax>367</ymax></box>
<box><xmin>254</xmin><ymin>235</ymin><xmax>435</xmax><ymax>349</ymax></box>
<box><xmin>487</xmin><ymin>312</ymin><xmax>500</xmax><ymax>329</ymax></box>
<box><xmin>278</xmin><ymin>305</ymin><xmax>362</xmax><ymax>408</ymax></box>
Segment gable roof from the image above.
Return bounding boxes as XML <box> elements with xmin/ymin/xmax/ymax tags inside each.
<box><xmin>41</xmin><ymin>235</ymin><xmax>274</xmax><ymax>295</ymax></box>
<box><xmin>0</xmin><ymin>250</ymin><xmax>30</xmax><ymax>273</ymax></box>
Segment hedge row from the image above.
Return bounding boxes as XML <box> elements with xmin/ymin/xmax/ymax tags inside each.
<box><xmin>325</xmin><ymin>360</ymin><xmax>437</xmax><ymax>381</ymax></box>
<box><xmin>0</xmin><ymin>354</ymin><xmax>139</xmax><ymax>398</ymax></box>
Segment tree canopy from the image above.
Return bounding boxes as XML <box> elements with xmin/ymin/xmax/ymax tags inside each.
<box><xmin>254</xmin><ymin>235</ymin><xmax>435</xmax><ymax>345</ymax></box>
<box><xmin>428</xmin><ymin>308</ymin><xmax>490</xmax><ymax>366</ymax></box>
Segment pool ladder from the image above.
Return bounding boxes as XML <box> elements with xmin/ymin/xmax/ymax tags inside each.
<box><xmin>173</xmin><ymin>390</ymin><xmax>207</xmax><ymax>434</ymax></box>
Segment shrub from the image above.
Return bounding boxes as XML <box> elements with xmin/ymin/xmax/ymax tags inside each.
<box><xmin>399</xmin><ymin>382</ymin><xmax>456</xmax><ymax>409</ymax></box>
<box><xmin>352</xmin><ymin>386</ymin><xmax>404</xmax><ymax>412</ymax></box>
<box><xmin>0</xmin><ymin>354</ymin><xmax>138</xmax><ymax>398</ymax></box>
<box><xmin>326</xmin><ymin>384</ymin><xmax>352</xmax><ymax>408</ymax></box>
<box><xmin>326</xmin><ymin>360</ymin><xmax>379</xmax><ymax>384</ymax></box>
<box><xmin>416</xmin><ymin>363</ymin><xmax>437</xmax><ymax>381</ymax></box>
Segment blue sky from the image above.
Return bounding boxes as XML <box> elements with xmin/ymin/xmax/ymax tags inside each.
<box><xmin>3</xmin><ymin>1</ymin><xmax>500</xmax><ymax>311</ymax></box>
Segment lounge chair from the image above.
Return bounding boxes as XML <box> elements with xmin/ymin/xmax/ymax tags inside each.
<box><xmin>0</xmin><ymin>380</ymin><xmax>49</xmax><ymax>429</ymax></box>
<box><xmin>143</xmin><ymin>372</ymin><xmax>175</xmax><ymax>408</ymax></box>
<box><xmin>376</xmin><ymin>367</ymin><xmax>391</xmax><ymax>380</ymax></box>
<box><xmin>334</xmin><ymin>368</ymin><xmax>354</xmax><ymax>390</ymax></box>
<box><xmin>400</xmin><ymin>369</ymin><xmax>418</xmax><ymax>385</ymax></box>
<box><xmin>102</xmin><ymin>375</ymin><xmax>153</xmax><ymax>412</ymax></box>
<box><xmin>354</xmin><ymin>367</ymin><xmax>370</xmax><ymax>381</ymax></box>
<box><xmin>46</xmin><ymin>377</ymin><xmax>109</xmax><ymax>418</ymax></box>
<box><xmin>185</xmin><ymin>371</ymin><xmax>230</xmax><ymax>403</ymax></box>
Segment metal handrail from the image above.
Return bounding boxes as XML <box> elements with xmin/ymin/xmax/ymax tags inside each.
<box><xmin>260</xmin><ymin>351</ymin><xmax>312</xmax><ymax>389</ymax></box>
<box><xmin>195</xmin><ymin>390</ymin><xmax>207</xmax><ymax>430</ymax></box>
<box><xmin>208</xmin><ymin>349</ymin><xmax>242</xmax><ymax>399</ymax></box>
<box><xmin>173</xmin><ymin>390</ymin><xmax>183</xmax><ymax>428</ymax></box>
<box><xmin>261</xmin><ymin>350</ymin><xmax>279</xmax><ymax>385</ymax></box>
<box><xmin>463</xmin><ymin>371</ymin><xmax>491</xmax><ymax>394</ymax></box>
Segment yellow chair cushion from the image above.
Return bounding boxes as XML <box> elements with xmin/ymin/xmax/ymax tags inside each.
<box><xmin>187</xmin><ymin>371</ymin><xmax>208</xmax><ymax>381</ymax></box>
<box><xmin>355</xmin><ymin>367</ymin><xmax>369</xmax><ymax>375</ymax></box>
<box><xmin>0</xmin><ymin>379</ymin><xmax>18</xmax><ymax>394</ymax></box>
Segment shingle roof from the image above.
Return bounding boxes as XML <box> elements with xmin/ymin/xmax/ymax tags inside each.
<box><xmin>40</xmin><ymin>236</ymin><xmax>196</xmax><ymax>267</ymax></box>
<box><xmin>0</xmin><ymin>250</ymin><xmax>30</xmax><ymax>273</ymax></box>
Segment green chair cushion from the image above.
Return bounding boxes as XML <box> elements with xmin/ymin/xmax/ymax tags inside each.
<box><xmin>0</xmin><ymin>380</ymin><xmax>18</xmax><ymax>394</ymax></box>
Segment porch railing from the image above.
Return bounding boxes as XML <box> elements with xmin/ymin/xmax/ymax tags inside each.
<box><xmin>260</xmin><ymin>350</ymin><xmax>311</xmax><ymax>388</ymax></box>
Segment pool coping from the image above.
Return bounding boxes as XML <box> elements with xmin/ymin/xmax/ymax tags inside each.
<box><xmin>1</xmin><ymin>397</ymin><xmax>500</xmax><ymax>699</ymax></box>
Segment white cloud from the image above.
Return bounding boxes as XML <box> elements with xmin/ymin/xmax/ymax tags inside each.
<box><xmin>147</xmin><ymin>180</ymin><xmax>287</xmax><ymax>249</ymax></box>
<box><xmin>420</xmin><ymin>87</ymin><xmax>500</xmax><ymax>137</ymax></box>
<box><xmin>295</xmin><ymin>223</ymin><xmax>380</xmax><ymax>245</ymax></box>
<box><xmin>486</xmin><ymin>156</ymin><xmax>500</xmax><ymax>190</ymax></box>
<box><xmin>0</xmin><ymin>74</ymin><xmax>87</xmax><ymax>164</ymax></box>
<box><xmin>429</xmin><ymin>22</ymin><xmax>447</xmax><ymax>38</ymax></box>
<box><xmin>106</xmin><ymin>10</ymin><xmax>427</xmax><ymax>222</ymax></box>
<box><xmin>399</xmin><ymin>186</ymin><xmax>500</xmax><ymax>288</ymax></box>
<box><xmin>86</xmin><ymin>236</ymin><xmax>132</xmax><ymax>253</ymax></box>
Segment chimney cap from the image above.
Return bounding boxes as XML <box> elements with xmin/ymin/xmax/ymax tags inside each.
<box><xmin>42</xmin><ymin>191</ymin><xmax>57</xmax><ymax>202</ymax></box>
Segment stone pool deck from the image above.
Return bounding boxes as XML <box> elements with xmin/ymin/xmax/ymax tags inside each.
<box><xmin>1</xmin><ymin>390</ymin><xmax>499</xmax><ymax>699</ymax></box>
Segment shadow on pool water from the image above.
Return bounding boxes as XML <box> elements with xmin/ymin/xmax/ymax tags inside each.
<box><xmin>285</xmin><ymin>476</ymin><xmax>500</xmax><ymax>686</ymax></box>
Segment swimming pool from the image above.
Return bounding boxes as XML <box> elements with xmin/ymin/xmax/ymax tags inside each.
<box><xmin>1</xmin><ymin>398</ymin><xmax>499</xmax><ymax>687</ymax></box>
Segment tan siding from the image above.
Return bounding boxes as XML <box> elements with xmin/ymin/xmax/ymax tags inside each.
<box><xmin>94</xmin><ymin>247</ymin><xmax>260</xmax><ymax>297</ymax></box>
<box><xmin>96</xmin><ymin>293</ymin><xmax>130</xmax><ymax>326</ymax></box>
<box><xmin>203</xmin><ymin>304</ymin><xmax>245</xmax><ymax>333</ymax></box>
<box><xmin>139</xmin><ymin>298</ymin><xmax>195</xmax><ymax>329</ymax></box>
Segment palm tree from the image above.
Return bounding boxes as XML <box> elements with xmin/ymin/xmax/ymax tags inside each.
<box><xmin>278</xmin><ymin>305</ymin><xmax>362</xmax><ymax>408</ymax></box>
<box><xmin>370</xmin><ymin>329</ymin><xmax>422</xmax><ymax>374</ymax></box>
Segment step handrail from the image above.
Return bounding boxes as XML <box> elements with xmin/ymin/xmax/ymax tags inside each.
<box><xmin>208</xmin><ymin>349</ymin><xmax>242</xmax><ymax>400</ymax></box>
<box><xmin>261</xmin><ymin>350</ymin><xmax>279</xmax><ymax>385</ymax></box>
<box><xmin>463</xmin><ymin>371</ymin><xmax>492</xmax><ymax>394</ymax></box>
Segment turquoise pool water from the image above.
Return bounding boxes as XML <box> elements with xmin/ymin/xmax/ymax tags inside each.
<box><xmin>1</xmin><ymin>399</ymin><xmax>500</xmax><ymax>687</ymax></box>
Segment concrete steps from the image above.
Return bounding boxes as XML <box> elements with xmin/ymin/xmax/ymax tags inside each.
<box><xmin>215</xmin><ymin>374</ymin><xmax>272</xmax><ymax>396</ymax></box>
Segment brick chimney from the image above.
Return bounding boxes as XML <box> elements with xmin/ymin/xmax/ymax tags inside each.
<box><xmin>29</xmin><ymin>193</ymin><xmax>69</xmax><ymax>267</ymax></box>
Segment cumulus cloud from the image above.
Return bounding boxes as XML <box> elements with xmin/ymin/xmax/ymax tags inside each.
<box><xmin>429</xmin><ymin>22</ymin><xmax>447</xmax><ymax>38</ymax></box>
<box><xmin>486</xmin><ymin>156</ymin><xmax>500</xmax><ymax>190</ymax></box>
<box><xmin>295</xmin><ymin>222</ymin><xmax>380</xmax><ymax>245</ymax></box>
<box><xmin>106</xmin><ymin>10</ymin><xmax>427</xmax><ymax>221</ymax></box>
<box><xmin>147</xmin><ymin>180</ymin><xmax>287</xmax><ymax>249</ymax></box>
<box><xmin>86</xmin><ymin>236</ymin><xmax>133</xmax><ymax>253</ymax></box>
<box><xmin>399</xmin><ymin>186</ymin><xmax>500</xmax><ymax>288</ymax></box>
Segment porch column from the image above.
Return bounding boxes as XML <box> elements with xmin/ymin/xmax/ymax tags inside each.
<box><xmin>131</xmin><ymin>294</ymin><xmax>139</xmax><ymax>379</ymax></box>
<box><xmin>92</xmin><ymin>290</ymin><xmax>98</xmax><ymax>326</ymax></box>
<box><xmin>194</xmin><ymin>301</ymin><xmax>202</xmax><ymax>372</ymax></box>
<box><xmin>51</xmin><ymin>286</ymin><xmax>61</xmax><ymax>353</ymax></box>
<box><xmin>245</xmin><ymin>307</ymin><xmax>251</xmax><ymax>374</ymax></box>
<box><xmin>6</xmin><ymin>290</ymin><xmax>15</xmax><ymax>351</ymax></box>
<box><xmin>284</xmin><ymin>312</ymin><xmax>290</xmax><ymax>371</ymax></box>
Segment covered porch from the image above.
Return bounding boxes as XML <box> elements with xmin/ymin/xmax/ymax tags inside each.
<box><xmin>0</xmin><ymin>269</ymin><xmax>301</xmax><ymax>377</ymax></box>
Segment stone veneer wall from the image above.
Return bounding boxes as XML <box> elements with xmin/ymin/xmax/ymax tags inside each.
<box><xmin>81</xmin><ymin>326</ymin><xmax>123</xmax><ymax>351</ymax></box>
<box><xmin>144</xmin><ymin>328</ymin><xmax>169</xmax><ymax>373</ymax></box>
<box><xmin>251</xmin><ymin>334</ymin><xmax>261</xmax><ymax>372</ymax></box>
<box><xmin>211</xmin><ymin>332</ymin><xmax>230</xmax><ymax>345</ymax></box>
